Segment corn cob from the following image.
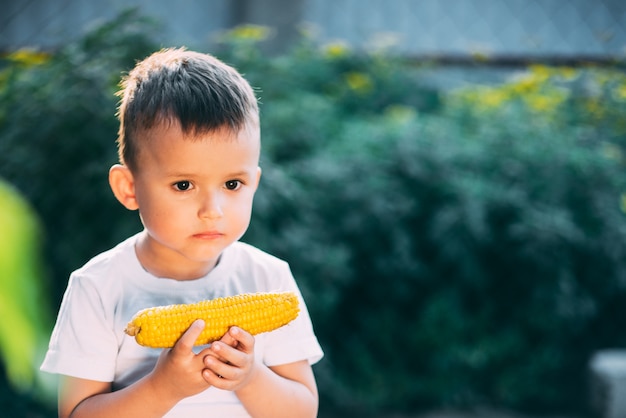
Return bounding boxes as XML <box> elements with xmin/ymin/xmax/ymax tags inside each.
<box><xmin>124</xmin><ymin>292</ymin><xmax>300</xmax><ymax>348</ymax></box>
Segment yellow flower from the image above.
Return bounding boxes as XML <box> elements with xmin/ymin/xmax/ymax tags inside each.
<box><xmin>7</xmin><ymin>48</ymin><xmax>50</xmax><ymax>67</ymax></box>
<box><xmin>556</xmin><ymin>67</ymin><xmax>577</xmax><ymax>81</ymax></box>
<box><xmin>323</xmin><ymin>41</ymin><xmax>350</xmax><ymax>59</ymax></box>
<box><xmin>528</xmin><ymin>65</ymin><xmax>551</xmax><ymax>83</ymax></box>
<box><xmin>344</xmin><ymin>72</ymin><xmax>373</xmax><ymax>94</ymax></box>
<box><xmin>228</xmin><ymin>24</ymin><xmax>271</xmax><ymax>41</ymax></box>
<box><xmin>524</xmin><ymin>92</ymin><xmax>564</xmax><ymax>113</ymax></box>
<box><xmin>385</xmin><ymin>105</ymin><xmax>416</xmax><ymax>122</ymax></box>
<box><xmin>509</xmin><ymin>76</ymin><xmax>540</xmax><ymax>95</ymax></box>
<box><xmin>480</xmin><ymin>88</ymin><xmax>509</xmax><ymax>108</ymax></box>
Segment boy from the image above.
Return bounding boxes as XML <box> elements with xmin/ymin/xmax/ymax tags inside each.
<box><xmin>41</xmin><ymin>48</ymin><xmax>323</xmax><ymax>417</ymax></box>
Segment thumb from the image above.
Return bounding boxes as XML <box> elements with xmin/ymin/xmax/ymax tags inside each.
<box><xmin>173</xmin><ymin>319</ymin><xmax>205</xmax><ymax>353</ymax></box>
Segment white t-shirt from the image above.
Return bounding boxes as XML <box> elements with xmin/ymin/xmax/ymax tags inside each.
<box><xmin>41</xmin><ymin>233</ymin><xmax>323</xmax><ymax>417</ymax></box>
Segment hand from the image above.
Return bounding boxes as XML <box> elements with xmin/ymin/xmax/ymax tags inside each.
<box><xmin>149</xmin><ymin>319</ymin><xmax>213</xmax><ymax>401</ymax></box>
<box><xmin>202</xmin><ymin>326</ymin><xmax>257</xmax><ymax>391</ymax></box>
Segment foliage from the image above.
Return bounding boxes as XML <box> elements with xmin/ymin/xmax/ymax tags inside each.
<box><xmin>0</xmin><ymin>11</ymin><xmax>156</xmax><ymax>413</ymax></box>
<box><xmin>0</xmin><ymin>180</ymin><xmax>50</xmax><ymax>389</ymax></box>
<box><xmin>0</xmin><ymin>9</ymin><xmax>156</xmax><ymax>308</ymax></box>
<box><xmin>2</xmin><ymin>12</ymin><xmax>626</xmax><ymax>417</ymax></box>
<box><xmin>0</xmin><ymin>181</ymin><xmax>55</xmax><ymax>417</ymax></box>
<box><xmin>240</xmin><ymin>51</ymin><xmax>626</xmax><ymax>414</ymax></box>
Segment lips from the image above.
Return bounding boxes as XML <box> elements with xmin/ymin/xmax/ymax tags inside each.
<box><xmin>193</xmin><ymin>231</ymin><xmax>224</xmax><ymax>239</ymax></box>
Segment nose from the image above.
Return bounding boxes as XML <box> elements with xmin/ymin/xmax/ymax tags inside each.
<box><xmin>198</xmin><ymin>191</ymin><xmax>224</xmax><ymax>219</ymax></box>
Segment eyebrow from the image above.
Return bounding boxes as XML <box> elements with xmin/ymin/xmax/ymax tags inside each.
<box><xmin>227</xmin><ymin>170</ymin><xmax>253</xmax><ymax>178</ymax></box>
<box><xmin>163</xmin><ymin>169</ymin><xmax>253</xmax><ymax>179</ymax></box>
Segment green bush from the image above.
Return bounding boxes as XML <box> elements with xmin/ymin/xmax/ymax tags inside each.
<box><xmin>243</xmin><ymin>54</ymin><xmax>626</xmax><ymax>414</ymax></box>
<box><xmin>2</xmin><ymin>12</ymin><xmax>626</xmax><ymax>417</ymax></box>
<box><xmin>248</xmin><ymin>107</ymin><xmax>626</xmax><ymax>414</ymax></box>
<box><xmin>0</xmin><ymin>179</ymin><xmax>54</xmax><ymax>414</ymax></box>
<box><xmin>0</xmin><ymin>10</ymin><xmax>155</xmax><ymax>307</ymax></box>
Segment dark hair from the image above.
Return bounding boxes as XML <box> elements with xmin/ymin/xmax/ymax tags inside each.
<box><xmin>116</xmin><ymin>47</ymin><xmax>259</xmax><ymax>171</ymax></box>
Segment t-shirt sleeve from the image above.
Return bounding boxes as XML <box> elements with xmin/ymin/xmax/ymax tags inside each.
<box><xmin>40</xmin><ymin>272</ymin><xmax>119</xmax><ymax>381</ymax></box>
<box><xmin>261</xmin><ymin>262</ymin><xmax>324</xmax><ymax>367</ymax></box>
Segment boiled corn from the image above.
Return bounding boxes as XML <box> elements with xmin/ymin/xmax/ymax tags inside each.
<box><xmin>124</xmin><ymin>292</ymin><xmax>300</xmax><ymax>348</ymax></box>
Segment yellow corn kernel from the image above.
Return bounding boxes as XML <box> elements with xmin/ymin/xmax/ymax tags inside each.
<box><xmin>124</xmin><ymin>292</ymin><xmax>300</xmax><ymax>348</ymax></box>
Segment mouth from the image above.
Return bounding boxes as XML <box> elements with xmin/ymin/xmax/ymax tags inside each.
<box><xmin>193</xmin><ymin>231</ymin><xmax>225</xmax><ymax>240</ymax></box>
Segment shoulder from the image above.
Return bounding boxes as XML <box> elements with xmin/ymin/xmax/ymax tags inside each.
<box><xmin>227</xmin><ymin>241</ymin><xmax>288</xmax><ymax>267</ymax></box>
<box><xmin>223</xmin><ymin>242</ymin><xmax>295</xmax><ymax>291</ymax></box>
<box><xmin>69</xmin><ymin>234</ymin><xmax>140</xmax><ymax>291</ymax></box>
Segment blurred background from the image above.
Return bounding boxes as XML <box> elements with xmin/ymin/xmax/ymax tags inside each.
<box><xmin>1</xmin><ymin>1</ymin><xmax>626</xmax><ymax>417</ymax></box>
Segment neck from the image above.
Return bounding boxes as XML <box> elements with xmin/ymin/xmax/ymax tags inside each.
<box><xmin>134</xmin><ymin>232</ymin><xmax>219</xmax><ymax>280</ymax></box>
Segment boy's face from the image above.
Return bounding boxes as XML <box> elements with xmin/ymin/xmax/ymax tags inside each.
<box><xmin>125</xmin><ymin>122</ymin><xmax>261</xmax><ymax>279</ymax></box>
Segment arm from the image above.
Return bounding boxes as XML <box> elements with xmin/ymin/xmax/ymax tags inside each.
<box><xmin>203</xmin><ymin>327</ymin><xmax>318</xmax><ymax>418</ymax></box>
<box><xmin>59</xmin><ymin>320</ymin><xmax>212</xmax><ymax>418</ymax></box>
<box><xmin>237</xmin><ymin>360</ymin><xmax>318</xmax><ymax>418</ymax></box>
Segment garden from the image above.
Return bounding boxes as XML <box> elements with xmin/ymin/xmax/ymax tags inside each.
<box><xmin>2</xmin><ymin>10</ymin><xmax>626</xmax><ymax>417</ymax></box>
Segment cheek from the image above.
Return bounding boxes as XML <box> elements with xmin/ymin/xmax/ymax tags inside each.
<box><xmin>229</xmin><ymin>194</ymin><xmax>255</xmax><ymax>221</ymax></box>
<box><xmin>138</xmin><ymin>196</ymin><xmax>187</xmax><ymax>228</ymax></box>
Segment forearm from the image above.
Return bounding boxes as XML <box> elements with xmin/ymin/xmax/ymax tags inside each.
<box><xmin>235</xmin><ymin>364</ymin><xmax>318</xmax><ymax>418</ymax></box>
<box><xmin>61</xmin><ymin>321</ymin><xmax>213</xmax><ymax>418</ymax></box>
<box><xmin>65</xmin><ymin>375</ymin><xmax>179</xmax><ymax>418</ymax></box>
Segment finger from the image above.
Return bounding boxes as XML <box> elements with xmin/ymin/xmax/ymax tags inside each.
<box><xmin>208</xmin><ymin>340</ymin><xmax>249</xmax><ymax>370</ymax></box>
<box><xmin>173</xmin><ymin>319</ymin><xmax>205</xmax><ymax>353</ymax></box>
<box><xmin>202</xmin><ymin>367</ymin><xmax>230</xmax><ymax>389</ymax></box>
<box><xmin>208</xmin><ymin>327</ymin><xmax>254</xmax><ymax>367</ymax></box>
<box><xmin>203</xmin><ymin>354</ymin><xmax>235</xmax><ymax>381</ymax></box>
<box><xmin>203</xmin><ymin>342</ymin><xmax>232</xmax><ymax>368</ymax></box>
<box><xmin>227</xmin><ymin>327</ymin><xmax>254</xmax><ymax>353</ymax></box>
<box><xmin>205</xmin><ymin>326</ymin><xmax>245</xmax><ymax>362</ymax></box>
<box><xmin>216</xmin><ymin>326</ymin><xmax>240</xmax><ymax>348</ymax></box>
<box><xmin>203</xmin><ymin>347</ymin><xmax>228</xmax><ymax>363</ymax></box>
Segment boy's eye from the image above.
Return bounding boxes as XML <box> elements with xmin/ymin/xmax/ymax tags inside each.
<box><xmin>173</xmin><ymin>181</ymin><xmax>191</xmax><ymax>191</ymax></box>
<box><xmin>225</xmin><ymin>180</ymin><xmax>241</xmax><ymax>191</ymax></box>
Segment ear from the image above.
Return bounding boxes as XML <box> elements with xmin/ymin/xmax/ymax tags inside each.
<box><xmin>253</xmin><ymin>166</ymin><xmax>262</xmax><ymax>191</ymax></box>
<box><xmin>109</xmin><ymin>164</ymin><xmax>139</xmax><ymax>210</ymax></box>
